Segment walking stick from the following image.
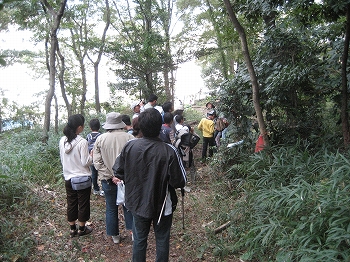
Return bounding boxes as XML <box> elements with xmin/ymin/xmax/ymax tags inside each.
<box><xmin>181</xmin><ymin>188</ymin><xmax>185</xmax><ymax>229</ymax></box>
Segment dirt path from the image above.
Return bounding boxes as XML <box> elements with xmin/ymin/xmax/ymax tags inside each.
<box><xmin>28</xmin><ymin>146</ymin><xmax>240</xmax><ymax>261</ymax></box>
<box><xmin>28</xmin><ymin>106</ymin><xmax>242</xmax><ymax>261</ymax></box>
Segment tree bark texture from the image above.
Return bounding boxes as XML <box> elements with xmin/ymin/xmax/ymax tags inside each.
<box><xmin>41</xmin><ymin>0</ymin><xmax>68</xmax><ymax>143</ymax></box>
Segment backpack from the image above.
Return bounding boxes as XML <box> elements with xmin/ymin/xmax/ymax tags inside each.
<box><xmin>215</xmin><ymin>118</ymin><xmax>226</xmax><ymax>132</ymax></box>
<box><xmin>174</xmin><ymin>128</ymin><xmax>200</xmax><ymax>150</ymax></box>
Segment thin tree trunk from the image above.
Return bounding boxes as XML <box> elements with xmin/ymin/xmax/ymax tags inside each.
<box><xmin>41</xmin><ymin>0</ymin><xmax>67</xmax><ymax>143</ymax></box>
<box><xmin>57</xmin><ymin>42</ymin><xmax>72</xmax><ymax>117</ymax></box>
<box><xmin>79</xmin><ymin>61</ymin><xmax>87</xmax><ymax>115</ymax></box>
<box><xmin>54</xmin><ymin>94</ymin><xmax>58</xmax><ymax>134</ymax></box>
<box><xmin>223</xmin><ymin>0</ymin><xmax>268</xmax><ymax>147</ymax></box>
<box><xmin>341</xmin><ymin>4</ymin><xmax>350</xmax><ymax>147</ymax></box>
<box><xmin>87</xmin><ymin>0</ymin><xmax>110</xmax><ymax>113</ymax></box>
<box><xmin>161</xmin><ymin>0</ymin><xmax>174</xmax><ymax>102</ymax></box>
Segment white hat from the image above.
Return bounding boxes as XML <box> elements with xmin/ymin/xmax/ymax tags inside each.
<box><xmin>130</xmin><ymin>101</ymin><xmax>140</xmax><ymax>110</ymax></box>
<box><xmin>103</xmin><ymin>112</ymin><xmax>126</xmax><ymax>129</ymax></box>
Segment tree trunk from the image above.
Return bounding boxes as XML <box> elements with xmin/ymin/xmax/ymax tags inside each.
<box><xmin>223</xmin><ymin>0</ymin><xmax>268</xmax><ymax>147</ymax></box>
<box><xmin>89</xmin><ymin>0</ymin><xmax>110</xmax><ymax>113</ymax></box>
<box><xmin>341</xmin><ymin>4</ymin><xmax>350</xmax><ymax>147</ymax></box>
<box><xmin>79</xmin><ymin>61</ymin><xmax>87</xmax><ymax>115</ymax></box>
<box><xmin>94</xmin><ymin>64</ymin><xmax>101</xmax><ymax>112</ymax></box>
<box><xmin>57</xmin><ymin>42</ymin><xmax>72</xmax><ymax>117</ymax></box>
<box><xmin>54</xmin><ymin>94</ymin><xmax>58</xmax><ymax>134</ymax></box>
<box><xmin>160</xmin><ymin>0</ymin><xmax>174</xmax><ymax>102</ymax></box>
<box><xmin>163</xmin><ymin>69</ymin><xmax>171</xmax><ymax>101</ymax></box>
<box><xmin>41</xmin><ymin>0</ymin><xmax>68</xmax><ymax>143</ymax></box>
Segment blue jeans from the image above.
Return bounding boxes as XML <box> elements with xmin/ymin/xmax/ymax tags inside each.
<box><xmin>90</xmin><ymin>165</ymin><xmax>100</xmax><ymax>191</ymax></box>
<box><xmin>132</xmin><ymin>214</ymin><xmax>173</xmax><ymax>262</ymax></box>
<box><xmin>124</xmin><ymin>208</ymin><xmax>133</xmax><ymax>231</ymax></box>
<box><xmin>101</xmin><ymin>180</ymin><xmax>133</xmax><ymax>236</ymax></box>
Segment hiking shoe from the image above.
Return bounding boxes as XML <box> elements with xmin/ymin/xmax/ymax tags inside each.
<box><xmin>78</xmin><ymin>226</ymin><xmax>93</xmax><ymax>237</ymax></box>
<box><xmin>112</xmin><ymin>235</ymin><xmax>120</xmax><ymax>244</ymax></box>
<box><xmin>99</xmin><ymin>190</ymin><xmax>105</xmax><ymax>197</ymax></box>
<box><xmin>70</xmin><ymin>229</ymin><xmax>78</xmax><ymax>238</ymax></box>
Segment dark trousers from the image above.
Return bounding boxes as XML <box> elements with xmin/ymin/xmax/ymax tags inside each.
<box><xmin>65</xmin><ymin>179</ymin><xmax>91</xmax><ymax>222</ymax></box>
<box><xmin>202</xmin><ymin>136</ymin><xmax>215</xmax><ymax>159</ymax></box>
<box><xmin>132</xmin><ymin>214</ymin><xmax>173</xmax><ymax>262</ymax></box>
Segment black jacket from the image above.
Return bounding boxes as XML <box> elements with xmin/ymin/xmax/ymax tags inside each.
<box><xmin>113</xmin><ymin>137</ymin><xmax>186</xmax><ymax>219</ymax></box>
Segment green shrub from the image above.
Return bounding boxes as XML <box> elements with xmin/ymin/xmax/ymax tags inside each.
<box><xmin>218</xmin><ymin>145</ymin><xmax>350</xmax><ymax>261</ymax></box>
<box><xmin>0</xmin><ymin>128</ymin><xmax>63</xmax><ymax>260</ymax></box>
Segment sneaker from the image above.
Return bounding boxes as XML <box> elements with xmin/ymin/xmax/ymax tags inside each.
<box><xmin>112</xmin><ymin>235</ymin><xmax>120</xmax><ymax>244</ymax></box>
<box><xmin>70</xmin><ymin>229</ymin><xmax>78</xmax><ymax>238</ymax></box>
<box><xmin>99</xmin><ymin>190</ymin><xmax>105</xmax><ymax>197</ymax></box>
<box><xmin>93</xmin><ymin>190</ymin><xmax>100</xmax><ymax>195</ymax></box>
<box><xmin>78</xmin><ymin>226</ymin><xmax>93</xmax><ymax>237</ymax></box>
<box><xmin>131</xmin><ymin>232</ymin><xmax>134</xmax><ymax>242</ymax></box>
<box><xmin>183</xmin><ymin>186</ymin><xmax>191</xmax><ymax>193</ymax></box>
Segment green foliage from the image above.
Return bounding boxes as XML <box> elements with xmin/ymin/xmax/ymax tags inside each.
<box><xmin>210</xmin><ymin>145</ymin><xmax>350</xmax><ymax>261</ymax></box>
<box><xmin>0</xmin><ymin>128</ymin><xmax>62</xmax><ymax>185</ymax></box>
<box><xmin>0</xmin><ymin>128</ymin><xmax>63</xmax><ymax>260</ymax></box>
<box><xmin>183</xmin><ymin>106</ymin><xmax>203</xmax><ymax>123</ymax></box>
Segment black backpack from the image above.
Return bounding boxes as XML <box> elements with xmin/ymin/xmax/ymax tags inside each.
<box><xmin>174</xmin><ymin>128</ymin><xmax>200</xmax><ymax>149</ymax></box>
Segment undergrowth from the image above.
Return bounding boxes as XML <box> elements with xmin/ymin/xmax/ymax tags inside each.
<box><xmin>209</xmin><ymin>143</ymin><xmax>350</xmax><ymax>261</ymax></box>
<box><xmin>3</xmin><ymin>122</ymin><xmax>350</xmax><ymax>261</ymax></box>
<box><xmin>0</xmin><ymin>128</ymin><xmax>62</xmax><ymax>261</ymax></box>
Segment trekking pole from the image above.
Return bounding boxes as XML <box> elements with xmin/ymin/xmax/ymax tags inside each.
<box><xmin>181</xmin><ymin>188</ymin><xmax>185</xmax><ymax>229</ymax></box>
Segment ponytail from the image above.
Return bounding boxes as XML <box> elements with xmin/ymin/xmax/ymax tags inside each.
<box><xmin>63</xmin><ymin>114</ymin><xmax>85</xmax><ymax>144</ymax></box>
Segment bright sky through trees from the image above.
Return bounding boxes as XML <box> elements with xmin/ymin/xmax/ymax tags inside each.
<box><xmin>0</xmin><ymin>27</ymin><xmax>206</xmax><ymax>106</ymax></box>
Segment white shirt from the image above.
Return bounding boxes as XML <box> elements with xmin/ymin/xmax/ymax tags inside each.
<box><xmin>59</xmin><ymin>135</ymin><xmax>92</xmax><ymax>181</ymax></box>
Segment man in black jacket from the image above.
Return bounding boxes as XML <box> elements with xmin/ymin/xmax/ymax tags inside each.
<box><xmin>113</xmin><ymin>108</ymin><xmax>186</xmax><ymax>262</ymax></box>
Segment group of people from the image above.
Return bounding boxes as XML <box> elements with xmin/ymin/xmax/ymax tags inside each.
<box><xmin>58</xmin><ymin>94</ymin><xmax>188</xmax><ymax>261</ymax></box>
<box><xmin>58</xmin><ymin>95</ymin><xmax>228</xmax><ymax>261</ymax></box>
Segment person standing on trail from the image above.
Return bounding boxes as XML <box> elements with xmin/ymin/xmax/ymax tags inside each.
<box><xmin>143</xmin><ymin>94</ymin><xmax>158</xmax><ymax>111</ymax></box>
<box><xmin>131</xmin><ymin>101</ymin><xmax>143</xmax><ymax>119</ymax></box>
<box><xmin>92</xmin><ymin>112</ymin><xmax>134</xmax><ymax>244</ymax></box>
<box><xmin>159</xmin><ymin>112</ymin><xmax>175</xmax><ymax>144</ymax></box>
<box><xmin>198</xmin><ymin>110</ymin><xmax>216</xmax><ymax>161</ymax></box>
<box><xmin>113</xmin><ymin>108</ymin><xmax>186</xmax><ymax>262</ymax></box>
<box><xmin>59</xmin><ymin>114</ymin><xmax>93</xmax><ymax>238</ymax></box>
<box><xmin>86</xmin><ymin>118</ymin><xmax>104</xmax><ymax>197</ymax></box>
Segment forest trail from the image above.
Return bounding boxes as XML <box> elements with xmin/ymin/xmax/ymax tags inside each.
<box><xmin>28</xmin><ymin>104</ymin><xmax>240</xmax><ymax>261</ymax></box>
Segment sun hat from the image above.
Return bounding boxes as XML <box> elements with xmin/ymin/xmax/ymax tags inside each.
<box><xmin>103</xmin><ymin>112</ymin><xmax>126</xmax><ymax>129</ymax></box>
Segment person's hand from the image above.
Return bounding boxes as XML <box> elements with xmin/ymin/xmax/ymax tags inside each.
<box><xmin>112</xmin><ymin>176</ymin><xmax>121</xmax><ymax>184</ymax></box>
